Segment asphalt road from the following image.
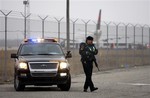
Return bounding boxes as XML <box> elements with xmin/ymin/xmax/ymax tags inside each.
<box><xmin>0</xmin><ymin>66</ymin><xmax>150</xmax><ymax>98</ymax></box>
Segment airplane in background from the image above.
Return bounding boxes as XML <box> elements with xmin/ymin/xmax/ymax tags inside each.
<box><xmin>59</xmin><ymin>9</ymin><xmax>102</xmax><ymax>48</ymax></box>
<box><xmin>92</xmin><ymin>9</ymin><xmax>102</xmax><ymax>47</ymax></box>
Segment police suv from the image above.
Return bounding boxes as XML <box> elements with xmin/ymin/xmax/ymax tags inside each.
<box><xmin>11</xmin><ymin>38</ymin><xmax>72</xmax><ymax>91</ymax></box>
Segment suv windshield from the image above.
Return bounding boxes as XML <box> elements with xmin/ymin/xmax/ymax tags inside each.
<box><xmin>20</xmin><ymin>43</ymin><xmax>64</xmax><ymax>56</ymax></box>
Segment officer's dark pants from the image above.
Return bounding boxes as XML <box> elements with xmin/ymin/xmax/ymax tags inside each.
<box><xmin>82</xmin><ymin>61</ymin><xmax>94</xmax><ymax>90</ymax></box>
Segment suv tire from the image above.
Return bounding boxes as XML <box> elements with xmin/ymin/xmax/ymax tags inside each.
<box><xmin>14</xmin><ymin>75</ymin><xmax>25</xmax><ymax>91</ymax></box>
<box><xmin>58</xmin><ymin>74</ymin><xmax>71</xmax><ymax>91</ymax></box>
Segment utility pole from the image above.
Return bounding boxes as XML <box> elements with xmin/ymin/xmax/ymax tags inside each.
<box><xmin>23</xmin><ymin>0</ymin><xmax>30</xmax><ymax>38</ymax></box>
<box><xmin>66</xmin><ymin>0</ymin><xmax>70</xmax><ymax>51</ymax></box>
<box><xmin>27</xmin><ymin>0</ymin><xmax>30</xmax><ymax>37</ymax></box>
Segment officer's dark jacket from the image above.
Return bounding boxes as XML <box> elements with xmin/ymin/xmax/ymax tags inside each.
<box><xmin>79</xmin><ymin>43</ymin><xmax>98</xmax><ymax>61</ymax></box>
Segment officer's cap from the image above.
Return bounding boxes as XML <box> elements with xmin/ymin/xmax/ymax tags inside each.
<box><xmin>86</xmin><ymin>36</ymin><xmax>93</xmax><ymax>41</ymax></box>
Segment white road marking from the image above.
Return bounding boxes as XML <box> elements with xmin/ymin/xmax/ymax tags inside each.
<box><xmin>118</xmin><ymin>82</ymin><xmax>150</xmax><ymax>86</ymax></box>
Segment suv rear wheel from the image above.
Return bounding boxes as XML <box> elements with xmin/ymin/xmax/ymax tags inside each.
<box><xmin>14</xmin><ymin>75</ymin><xmax>25</xmax><ymax>91</ymax></box>
<box><xmin>58</xmin><ymin>74</ymin><xmax>71</xmax><ymax>91</ymax></box>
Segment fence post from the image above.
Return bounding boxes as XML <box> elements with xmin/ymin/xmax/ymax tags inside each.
<box><xmin>54</xmin><ymin>17</ymin><xmax>64</xmax><ymax>43</ymax></box>
<box><xmin>138</xmin><ymin>25</ymin><xmax>143</xmax><ymax>65</ymax></box>
<box><xmin>113</xmin><ymin>22</ymin><xmax>121</xmax><ymax>66</ymax></box>
<box><xmin>133</xmin><ymin>24</ymin><xmax>142</xmax><ymax>65</ymax></box>
<box><xmin>122</xmin><ymin>23</ymin><xmax>132</xmax><ymax>67</ymax></box>
<box><xmin>104</xmin><ymin>22</ymin><xmax>111</xmax><ymax>48</ymax></box>
<box><xmin>133</xmin><ymin>25</ymin><xmax>137</xmax><ymax>66</ymax></box>
<box><xmin>149</xmin><ymin>27</ymin><xmax>150</xmax><ymax>64</ymax></box>
<box><xmin>38</xmin><ymin>15</ymin><xmax>48</xmax><ymax>38</ymax></box>
<box><xmin>71</xmin><ymin>19</ymin><xmax>78</xmax><ymax>49</ymax></box>
<box><xmin>142</xmin><ymin>25</ymin><xmax>149</xmax><ymax>65</ymax></box>
<box><xmin>21</xmin><ymin>12</ymin><xmax>31</xmax><ymax>39</ymax></box>
<box><xmin>113</xmin><ymin>23</ymin><xmax>121</xmax><ymax>49</ymax></box>
<box><xmin>0</xmin><ymin>10</ymin><xmax>12</xmax><ymax>81</ymax></box>
<box><xmin>82</xmin><ymin>20</ymin><xmax>90</xmax><ymax>40</ymax></box>
<box><xmin>148</xmin><ymin>27</ymin><xmax>150</xmax><ymax>64</ymax></box>
<box><xmin>103</xmin><ymin>21</ymin><xmax>111</xmax><ymax>66</ymax></box>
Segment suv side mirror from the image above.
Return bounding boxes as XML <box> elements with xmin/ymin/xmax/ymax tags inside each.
<box><xmin>11</xmin><ymin>53</ymin><xmax>18</xmax><ymax>58</ymax></box>
<box><xmin>65</xmin><ymin>51</ymin><xmax>72</xmax><ymax>58</ymax></box>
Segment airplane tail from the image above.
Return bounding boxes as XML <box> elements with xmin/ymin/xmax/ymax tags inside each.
<box><xmin>95</xmin><ymin>9</ymin><xmax>102</xmax><ymax>48</ymax></box>
<box><xmin>96</xmin><ymin>9</ymin><xmax>101</xmax><ymax>31</ymax></box>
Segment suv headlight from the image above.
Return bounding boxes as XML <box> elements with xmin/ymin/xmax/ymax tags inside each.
<box><xmin>60</xmin><ymin>62</ymin><xmax>68</xmax><ymax>69</ymax></box>
<box><xmin>18</xmin><ymin>62</ymin><xmax>28</xmax><ymax>70</ymax></box>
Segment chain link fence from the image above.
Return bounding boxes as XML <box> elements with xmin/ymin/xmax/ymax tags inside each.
<box><xmin>0</xmin><ymin>10</ymin><xmax>150</xmax><ymax>82</ymax></box>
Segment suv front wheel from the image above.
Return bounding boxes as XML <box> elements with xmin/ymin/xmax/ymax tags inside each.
<box><xmin>58</xmin><ymin>74</ymin><xmax>71</xmax><ymax>91</ymax></box>
<box><xmin>14</xmin><ymin>75</ymin><xmax>25</xmax><ymax>91</ymax></box>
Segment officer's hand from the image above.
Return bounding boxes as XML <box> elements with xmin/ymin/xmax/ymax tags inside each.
<box><xmin>92</xmin><ymin>46</ymin><xmax>98</xmax><ymax>55</ymax></box>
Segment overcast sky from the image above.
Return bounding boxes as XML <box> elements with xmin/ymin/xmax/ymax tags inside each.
<box><xmin>0</xmin><ymin>0</ymin><xmax>150</xmax><ymax>24</ymax></box>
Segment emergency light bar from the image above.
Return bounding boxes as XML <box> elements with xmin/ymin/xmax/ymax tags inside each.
<box><xmin>24</xmin><ymin>38</ymin><xmax>57</xmax><ymax>43</ymax></box>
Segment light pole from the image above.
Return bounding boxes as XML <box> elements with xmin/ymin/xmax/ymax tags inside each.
<box><xmin>23</xmin><ymin>0</ymin><xmax>28</xmax><ymax>16</ymax></box>
<box><xmin>23</xmin><ymin>0</ymin><xmax>29</xmax><ymax>39</ymax></box>
<box><xmin>66</xmin><ymin>0</ymin><xmax>70</xmax><ymax>51</ymax></box>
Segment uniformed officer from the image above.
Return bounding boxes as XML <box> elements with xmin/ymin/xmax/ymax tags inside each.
<box><xmin>79</xmin><ymin>36</ymin><xmax>98</xmax><ymax>92</ymax></box>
